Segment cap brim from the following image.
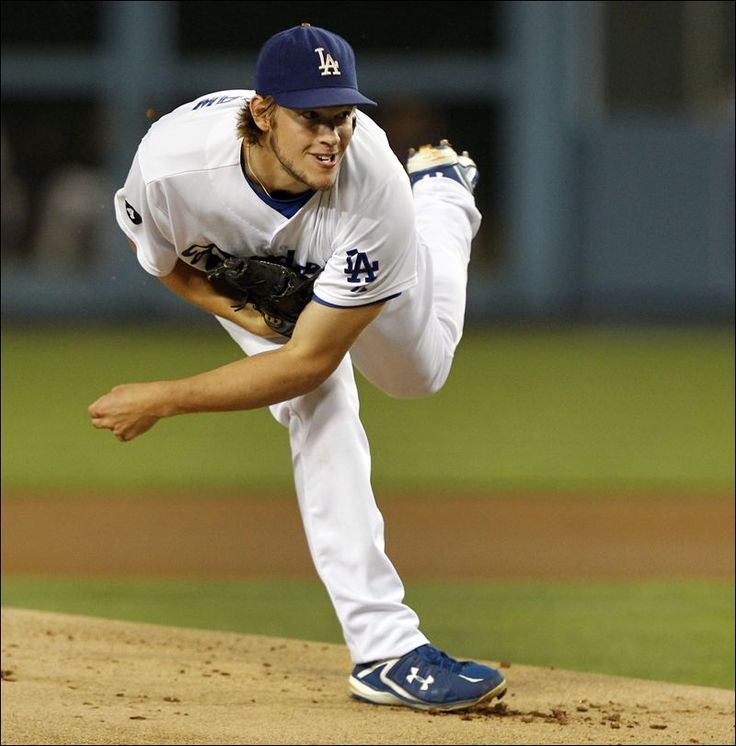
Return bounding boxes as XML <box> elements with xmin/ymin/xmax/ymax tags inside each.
<box><xmin>268</xmin><ymin>87</ymin><xmax>377</xmax><ymax>108</ymax></box>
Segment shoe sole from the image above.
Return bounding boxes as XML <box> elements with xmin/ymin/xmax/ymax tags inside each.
<box><xmin>349</xmin><ymin>675</ymin><xmax>507</xmax><ymax>712</ymax></box>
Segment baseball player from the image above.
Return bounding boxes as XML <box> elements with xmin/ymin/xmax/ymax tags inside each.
<box><xmin>88</xmin><ymin>23</ymin><xmax>507</xmax><ymax>711</ymax></box>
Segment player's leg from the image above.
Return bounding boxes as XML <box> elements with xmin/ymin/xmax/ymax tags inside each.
<box><xmin>408</xmin><ymin>142</ymin><xmax>480</xmax><ymax>353</ymax></box>
<box><xmin>341</xmin><ymin>150</ymin><xmax>508</xmax><ymax>711</ymax></box>
<box><xmin>350</xmin><ymin>142</ymin><xmax>481</xmax><ymax>398</ymax></box>
<box><xmin>215</xmin><ymin>317</ymin><xmax>429</xmax><ymax>663</ymax></box>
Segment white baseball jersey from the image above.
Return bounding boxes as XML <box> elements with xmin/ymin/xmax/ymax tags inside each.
<box><xmin>114</xmin><ymin>89</ymin><xmax>418</xmax><ymax>309</ymax></box>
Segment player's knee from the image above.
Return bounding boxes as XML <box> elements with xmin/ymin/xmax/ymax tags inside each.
<box><xmin>382</xmin><ymin>370</ymin><xmax>448</xmax><ymax>400</ymax></box>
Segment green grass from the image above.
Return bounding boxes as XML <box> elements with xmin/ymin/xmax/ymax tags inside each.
<box><xmin>2</xmin><ymin>323</ymin><xmax>733</xmax><ymax>495</ymax></box>
<box><xmin>2</xmin><ymin>576</ymin><xmax>732</xmax><ymax>689</ymax></box>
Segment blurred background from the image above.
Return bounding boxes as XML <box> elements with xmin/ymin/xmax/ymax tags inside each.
<box><xmin>2</xmin><ymin>0</ymin><xmax>733</xmax><ymax>322</ymax></box>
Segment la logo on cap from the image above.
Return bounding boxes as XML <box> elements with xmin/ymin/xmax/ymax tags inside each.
<box><xmin>315</xmin><ymin>47</ymin><xmax>341</xmax><ymax>77</ymax></box>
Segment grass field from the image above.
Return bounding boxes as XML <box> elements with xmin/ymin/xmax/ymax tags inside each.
<box><xmin>2</xmin><ymin>323</ymin><xmax>733</xmax><ymax>494</ymax></box>
<box><xmin>2</xmin><ymin>323</ymin><xmax>734</xmax><ymax>689</ymax></box>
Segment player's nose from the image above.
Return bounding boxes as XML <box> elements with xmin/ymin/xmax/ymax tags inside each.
<box><xmin>316</xmin><ymin>122</ymin><xmax>341</xmax><ymax>145</ymax></box>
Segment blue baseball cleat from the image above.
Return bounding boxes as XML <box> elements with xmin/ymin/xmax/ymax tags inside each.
<box><xmin>406</xmin><ymin>140</ymin><xmax>479</xmax><ymax>194</ymax></box>
<box><xmin>349</xmin><ymin>644</ymin><xmax>507</xmax><ymax>711</ymax></box>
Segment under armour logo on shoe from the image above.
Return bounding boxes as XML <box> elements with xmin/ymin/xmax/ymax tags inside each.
<box><xmin>406</xmin><ymin>667</ymin><xmax>435</xmax><ymax>691</ymax></box>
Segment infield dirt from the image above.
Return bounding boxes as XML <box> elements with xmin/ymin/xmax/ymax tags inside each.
<box><xmin>2</xmin><ymin>492</ymin><xmax>733</xmax><ymax>579</ymax></box>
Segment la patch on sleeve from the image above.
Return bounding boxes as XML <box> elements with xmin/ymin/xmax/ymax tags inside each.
<box><xmin>345</xmin><ymin>249</ymin><xmax>378</xmax><ymax>293</ymax></box>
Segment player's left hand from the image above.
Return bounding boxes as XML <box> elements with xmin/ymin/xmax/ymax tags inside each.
<box><xmin>88</xmin><ymin>383</ymin><xmax>161</xmax><ymax>442</ymax></box>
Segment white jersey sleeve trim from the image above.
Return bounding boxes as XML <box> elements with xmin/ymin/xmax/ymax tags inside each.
<box><xmin>312</xmin><ymin>291</ymin><xmax>401</xmax><ymax>309</ymax></box>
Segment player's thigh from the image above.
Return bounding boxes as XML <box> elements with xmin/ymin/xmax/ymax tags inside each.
<box><xmin>351</xmin><ymin>290</ymin><xmax>453</xmax><ymax>399</ymax></box>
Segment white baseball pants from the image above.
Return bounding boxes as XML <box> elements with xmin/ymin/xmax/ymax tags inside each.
<box><xmin>217</xmin><ymin>176</ymin><xmax>481</xmax><ymax>663</ymax></box>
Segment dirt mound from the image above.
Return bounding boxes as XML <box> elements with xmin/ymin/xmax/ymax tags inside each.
<box><xmin>2</xmin><ymin>608</ymin><xmax>733</xmax><ymax>745</ymax></box>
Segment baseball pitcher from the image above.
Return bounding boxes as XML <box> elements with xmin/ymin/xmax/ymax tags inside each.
<box><xmin>89</xmin><ymin>23</ymin><xmax>506</xmax><ymax>711</ymax></box>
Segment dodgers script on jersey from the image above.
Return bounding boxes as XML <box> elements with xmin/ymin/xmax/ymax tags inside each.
<box><xmin>113</xmin><ymin>90</ymin><xmax>418</xmax><ymax>309</ymax></box>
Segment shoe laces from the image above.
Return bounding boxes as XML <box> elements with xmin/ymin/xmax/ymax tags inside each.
<box><xmin>414</xmin><ymin>645</ymin><xmax>463</xmax><ymax>674</ymax></box>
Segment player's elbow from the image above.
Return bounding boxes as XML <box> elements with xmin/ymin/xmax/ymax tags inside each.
<box><xmin>284</xmin><ymin>345</ymin><xmax>343</xmax><ymax>396</ymax></box>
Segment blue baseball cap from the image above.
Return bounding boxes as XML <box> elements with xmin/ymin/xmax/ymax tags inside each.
<box><xmin>254</xmin><ymin>23</ymin><xmax>377</xmax><ymax>109</ymax></box>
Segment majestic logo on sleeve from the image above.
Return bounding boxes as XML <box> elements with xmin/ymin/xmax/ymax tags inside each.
<box><xmin>345</xmin><ymin>249</ymin><xmax>378</xmax><ymax>293</ymax></box>
<box><xmin>125</xmin><ymin>201</ymin><xmax>142</xmax><ymax>225</ymax></box>
<box><xmin>315</xmin><ymin>47</ymin><xmax>341</xmax><ymax>76</ymax></box>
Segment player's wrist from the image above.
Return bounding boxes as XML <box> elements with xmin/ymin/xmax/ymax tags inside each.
<box><xmin>228</xmin><ymin>303</ymin><xmax>284</xmax><ymax>339</ymax></box>
<box><xmin>140</xmin><ymin>380</ymin><xmax>184</xmax><ymax>419</ymax></box>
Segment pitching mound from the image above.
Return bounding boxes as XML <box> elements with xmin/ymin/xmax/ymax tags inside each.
<box><xmin>1</xmin><ymin>608</ymin><xmax>733</xmax><ymax>745</ymax></box>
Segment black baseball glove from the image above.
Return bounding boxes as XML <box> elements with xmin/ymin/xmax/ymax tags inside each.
<box><xmin>207</xmin><ymin>257</ymin><xmax>321</xmax><ymax>338</ymax></box>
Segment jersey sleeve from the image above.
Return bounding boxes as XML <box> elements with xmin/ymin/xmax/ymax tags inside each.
<box><xmin>312</xmin><ymin>172</ymin><xmax>418</xmax><ymax>308</ymax></box>
<box><xmin>113</xmin><ymin>154</ymin><xmax>178</xmax><ymax>277</ymax></box>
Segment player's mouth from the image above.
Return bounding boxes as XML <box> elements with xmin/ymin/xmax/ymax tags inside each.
<box><xmin>311</xmin><ymin>152</ymin><xmax>339</xmax><ymax>169</ymax></box>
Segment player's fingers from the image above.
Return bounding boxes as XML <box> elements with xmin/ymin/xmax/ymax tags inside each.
<box><xmin>87</xmin><ymin>397</ymin><xmax>108</xmax><ymax>419</ymax></box>
<box><xmin>88</xmin><ymin>398</ymin><xmax>107</xmax><ymax>426</ymax></box>
<box><xmin>89</xmin><ymin>416</ymin><xmax>113</xmax><ymax>432</ymax></box>
<box><xmin>113</xmin><ymin>428</ymin><xmax>130</xmax><ymax>442</ymax></box>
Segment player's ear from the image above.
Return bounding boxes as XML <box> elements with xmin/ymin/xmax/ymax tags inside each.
<box><xmin>250</xmin><ymin>95</ymin><xmax>276</xmax><ymax>134</ymax></box>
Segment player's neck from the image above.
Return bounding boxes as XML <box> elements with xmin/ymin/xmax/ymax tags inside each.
<box><xmin>243</xmin><ymin>141</ymin><xmax>310</xmax><ymax>199</ymax></box>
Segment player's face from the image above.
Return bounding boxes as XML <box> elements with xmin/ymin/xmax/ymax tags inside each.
<box><xmin>266</xmin><ymin>105</ymin><xmax>356</xmax><ymax>193</ymax></box>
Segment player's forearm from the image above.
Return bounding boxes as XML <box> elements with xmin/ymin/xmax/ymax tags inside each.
<box><xmin>88</xmin><ymin>346</ymin><xmax>327</xmax><ymax>443</ymax></box>
<box><xmin>128</xmin><ymin>241</ymin><xmax>243</xmax><ymax>326</ymax></box>
<box><xmin>149</xmin><ymin>345</ymin><xmax>332</xmax><ymax>417</ymax></box>
<box><xmin>89</xmin><ymin>300</ymin><xmax>381</xmax><ymax>442</ymax></box>
<box><xmin>147</xmin><ymin>298</ymin><xmax>380</xmax><ymax>418</ymax></box>
<box><xmin>158</xmin><ymin>260</ymin><xmax>277</xmax><ymax>337</ymax></box>
<box><xmin>159</xmin><ymin>262</ymin><xmax>240</xmax><ymax>322</ymax></box>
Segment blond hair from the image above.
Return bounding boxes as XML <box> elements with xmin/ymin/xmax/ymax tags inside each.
<box><xmin>236</xmin><ymin>96</ymin><xmax>278</xmax><ymax>145</ymax></box>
